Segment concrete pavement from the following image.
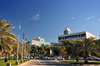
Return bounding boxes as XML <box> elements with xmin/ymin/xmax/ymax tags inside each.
<box><xmin>19</xmin><ymin>60</ymin><xmax>73</xmax><ymax>66</ymax></box>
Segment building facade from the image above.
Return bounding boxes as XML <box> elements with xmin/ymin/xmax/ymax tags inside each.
<box><xmin>51</xmin><ymin>42</ymin><xmax>62</xmax><ymax>48</ymax></box>
<box><xmin>31</xmin><ymin>37</ymin><xmax>50</xmax><ymax>46</ymax></box>
<box><xmin>58</xmin><ymin>28</ymin><xmax>98</xmax><ymax>42</ymax></box>
<box><xmin>33</xmin><ymin>37</ymin><xmax>44</xmax><ymax>42</ymax></box>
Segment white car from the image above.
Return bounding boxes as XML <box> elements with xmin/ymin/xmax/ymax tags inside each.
<box><xmin>1</xmin><ymin>56</ymin><xmax>5</xmax><ymax>59</ymax></box>
<box><xmin>53</xmin><ymin>56</ymin><xmax>62</xmax><ymax>60</ymax></box>
<box><xmin>88</xmin><ymin>56</ymin><xmax>100</xmax><ymax>61</ymax></box>
<box><xmin>35</xmin><ymin>56</ymin><xmax>40</xmax><ymax>59</ymax></box>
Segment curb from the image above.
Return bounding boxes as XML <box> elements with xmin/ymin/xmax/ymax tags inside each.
<box><xmin>18</xmin><ymin>60</ymin><xmax>31</xmax><ymax>66</ymax></box>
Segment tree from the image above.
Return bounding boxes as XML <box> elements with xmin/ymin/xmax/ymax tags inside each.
<box><xmin>63</xmin><ymin>40</ymin><xmax>74</xmax><ymax>57</ymax></box>
<box><xmin>31</xmin><ymin>45</ymin><xmax>38</xmax><ymax>56</ymax></box>
<box><xmin>71</xmin><ymin>39</ymin><xmax>84</xmax><ymax>61</ymax></box>
<box><xmin>63</xmin><ymin>38</ymin><xmax>99</xmax><ymax>63</ymax></box>
<box><xmin>57</xmin><ymin>46</ymin><xmax>66</xmax><ymax>57</ymax></box>
<box><xmin>40</xmin><ymin>44</ymin><xmax>45</xmax><ymax>56</ymax></box>
<box><xmin>83</xmin><ymin>38</ymin><xmax>96</xmax><ymax>64</ymax></box>
<box><xmin>0</xmin><ymin>19</ymin><xmax>16</xmax><ymax>62</ymax></box>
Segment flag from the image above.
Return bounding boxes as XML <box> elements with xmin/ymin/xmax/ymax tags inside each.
<box><xmin>18</xmin><ymin>25</ymin><xmax>21</xmax><ymax>35</ymax></box>
<box><xmin>23</xmin><ymin>30</ymin><xmax>25</xmax><ymax>39</ymax></box>
<box><xmin>27</xmin><ymin>38</ymin><xmax>29</xmax><ymax>43</ymax></box>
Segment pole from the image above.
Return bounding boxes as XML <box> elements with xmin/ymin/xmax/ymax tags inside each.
<box><xmin>21</xmin><ymin>39</ymin><xmax>23</xmax><ymax>63</ymax></box>
<box><xmin>24</xmin><ymin>40</ymin><xmax>26</xmax><ymax>62</ymax></box>
<box><xmin>16</xmin><ymin>35</ymin><xmax>19</xmax><ymax>65</ymax></box>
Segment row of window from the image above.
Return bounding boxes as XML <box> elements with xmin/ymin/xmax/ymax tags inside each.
<box><xmin>59</xmin><ymin>34</ymin><xmax>86</xmax><ymax>40</ymax></box>
<box><xmin>53</xmin><ymin>45</ymin><xmax>62</xmax><ymax>46</ymax></box>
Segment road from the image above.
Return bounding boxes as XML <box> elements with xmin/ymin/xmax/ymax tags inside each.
<box><xmin>19</xmin><ymin>60</ymin><xmax>73</xmax><ymax>66</ymax></box>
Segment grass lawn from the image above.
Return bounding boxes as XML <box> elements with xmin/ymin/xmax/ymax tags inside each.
<box><xmin>0</xmin><ymin>59</ymin><xmax>29</xmax><ymax>66</ymax></box>
<box><xmin>60</xmin><ymin>60</ymin><xmax>100</xmax><ymax>64</ymax></box>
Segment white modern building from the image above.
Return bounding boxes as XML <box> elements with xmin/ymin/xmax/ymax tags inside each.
<box><xmin>33</xmin><ymin>37</ymin><xmax>44</xmax><ymax>42</ymax></box>
<box><xmin>58</xmin><ymin>27</ymin><xmax>98</xmax><ymax>42</ymax></box>
<box><xmin>31</xmin><ymin>37</ymin><xmax>50</xmax><ymax>46</ymax></box>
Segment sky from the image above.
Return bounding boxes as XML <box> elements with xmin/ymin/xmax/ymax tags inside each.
<box><xmin>0</xmin><ymin>0</ymin><xmax>100</xmax><ymax>42</ymax></box>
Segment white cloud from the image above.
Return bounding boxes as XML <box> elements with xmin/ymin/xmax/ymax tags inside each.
<box><xmin>71</xmin><ymin>17</ymin><xmax>74</xmax><ymax>19</ymax></box>
<box><xmin>98</xmin><ymin>19</ymin><xmax>100</xmax><ymax>21</ymax></box>
<box><xmin>12</xmin><ymin>26</ymin><xmax>15</xmax><ymax>29</ymax></box>
<box><xmin>31</xmin><ymin>13</ymin><xmax>40</xmax><ymax>20</ymax></box>
<box><xmin>86</xmin><ymin>16</ymin><xmax>95</xmax><ymax>20</ymax></box>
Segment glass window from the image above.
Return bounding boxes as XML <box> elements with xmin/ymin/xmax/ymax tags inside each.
<box><xmin>64</xmin><ymin>31</ymin><xmax>68</xmax><ymax>34</ymax></box>
<box><xmin>59</xmin><ymin>37</ymin><xmax>62</xmax><ymax>40</ymax></box>
<box><xmin>65</xmin><ymin>35</ymin><xmax>78</xmax><ymax>39</ymax></box>
<box><xmin>81</xmin><ymin>34</ymin><xmax>86</xmax><ymax>37</ymax></box>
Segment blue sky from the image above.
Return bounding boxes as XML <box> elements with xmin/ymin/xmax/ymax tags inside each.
<box><xmin>0</xmin><ymin>0</ymin><xmax>100</xmax><ymax>42</ymax></box>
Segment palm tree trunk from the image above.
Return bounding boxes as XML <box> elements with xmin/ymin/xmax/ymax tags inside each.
<box><xmin>5</xmin><ymin>52</ymin><xmax>8</xmax><ymax>62</ymax></box>
<box><xmin>84</xmin><ymin>44</ymin><xmax>88</xmax><ymax>64</ymax></box>
<box><xmin>76</xmin><ymin>56</ymin><xmax>79</xmax><ymax>61</ymax></box>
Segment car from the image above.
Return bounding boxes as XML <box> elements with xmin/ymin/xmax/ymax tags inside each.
<box><xmin>30</xmin><ymin>56</ymin><xmax>33</xmax><ymax>59</ymax></box>
<box><xmin>35</xmin><ymin>56</ymin><xmax>40</xmax><ymax>59</ymax></box>
<box><xmin>88</xmin><ymin>56</ymin><xmax>100</xmax><ymax>61</ymax></box>
<box><xmin>1</xmin><ymin>56</ymin><xmax>5</xmax><ymax>59</ymax></box>
<box><xmin>53</xmin><ymin>56</ymin><xmax>62</xmax><ymax>60</ymax></box>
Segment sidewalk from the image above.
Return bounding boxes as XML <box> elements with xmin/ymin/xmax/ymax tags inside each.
<box><xmin>19</xmin><ymin>60</ymin><xmax>40</xmax><ymax>66</ymax></box>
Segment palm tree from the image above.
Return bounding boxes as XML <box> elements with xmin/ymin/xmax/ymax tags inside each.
<box><xmin>83</xmin><ymin>38</ymin><xmax>96</xmax><ymax>64</ymax></box>
<box><xmin>63</xmin><ymin>38</ymin><xmax>99</xmax><ymax>63</ymax></box>
<box><xmin>63</xmin><ymin>40</ymin><xmax>74</xmax><ymax>58</ymax></box>
<box><xmin>57</xmin><ymin>46</ymin><xmax>66</xmax><ymax>57</ymax></box>
<box><xmin>71</xmin><ymin>39</ymin><xmax>84</xmax><ymax>61</ymax></box>
<box><xmin>40</xmin><ymin>44</ymin><xmax>45</xmax><ymax>56</ymax></box>
<box><xmin>31</xmin><ymin>45</ymin><xmax>38</xmax><ymax>56</ymax></box>
<box><xmin>0</xmin><ymin>19</ymin><xmax>16</xmax><ymax>62</ymax></box>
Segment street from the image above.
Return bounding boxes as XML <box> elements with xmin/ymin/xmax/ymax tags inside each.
<box><xmin>19</xmin><ymin>60</ymin><xmax>73</xmax><ymax>66</ymax></box>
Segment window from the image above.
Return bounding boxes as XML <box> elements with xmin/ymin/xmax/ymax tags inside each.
<box><xmin>59</xmin><ymin>37</ymin><xmax>62</xmax><ymax>40</ymax></box>
<box><xmin>63</xmin><ymin>37</ymin><xmax>65</xmax><ymax>39</ymax></box>
<box><xmin>64</xmin><ymin>31</ymin><xmax>68</xmax><ymax>34</ymax></box>
<box><xmin>65</xmin><ymin>35</ymin><xmax>78</xmax><ymax>39</ymax></box>
<box><xmin>79</xmin><ymin>35</ymin><xmax>80</xmax><ymax>37</ymax></box>
<box><xmin>81</xmin><ymin>34</ymin><xmax>86</xmax><ymax>37</ymax></box>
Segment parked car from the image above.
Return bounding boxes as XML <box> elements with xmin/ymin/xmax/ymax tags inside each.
<box><xmin>35</xmin><ymin>56</ymin><xmax>40</xmax><ymax>59</ymax></box>
<box><xmin>88</xmin><ymin>56</ymin><xmax>100</xmax><ymax>61</ymax></box>
<box><xmin>1</xmin><ymin>56</ymin><xmax>5</xmax><ymax>59</ymax></box>
<box><xmin>30</xmin><ymin>56</ymin><xmax>33</xmax><ymax>59</ymax></box>
<box><xmin>53</xmin><ymin>56</ymin><xmax>62</xmax><ymax>60</ymax></box>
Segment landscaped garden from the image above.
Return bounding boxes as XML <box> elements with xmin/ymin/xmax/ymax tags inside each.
<box><xmin>0</xmin><ymin>59</ymin><xmax>29</xmax><ymax>66</ymax></box>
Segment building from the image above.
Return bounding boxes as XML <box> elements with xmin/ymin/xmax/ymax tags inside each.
<box><xmin>30</xmin><ymin>37</ymin><xmax>52</xmax><ymax>56</ymax></box>
<box><xmin>58</xmin><ymin>27</ymin><xmax>98</xmax><ymax>42</ymax></box>
<box><xmin>31</xmin><ymin>37</ymin><xmax>50</xmax><ymax>46</ymax></box>
<box><xmin>33</xmin><ymin>37</ymin><xmax>44</xmax><ymax>42</ymax></box>
<box><xmin>51</xmin><ymin>42</ymin><xmax>62</xmax><ymax>55</ymax></box>
<box><xmin>51</xmin><ymin>42</ymin><xmax>62</xmax><ymax>48</ymax></box>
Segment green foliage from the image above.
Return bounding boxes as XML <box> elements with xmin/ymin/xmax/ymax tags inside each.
<box><xmin>63</xmin><ymin>38</ymin><xmax>100</xmax><ymax>63</ymax></box>
<box><xmin>0</xmin><ymin>19</ymin><xmax>17</xmax><ymax>62</ymax></box>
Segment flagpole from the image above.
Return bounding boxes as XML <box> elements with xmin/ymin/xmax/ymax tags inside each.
<box><xmin>24</xmin><ymin>40</ymin><xmax>26</xmax><ymax>61</ymax></box>
<box><xmin>16</xmin><ymin>25</ymin><xmax>21</xmax><ymax>65</ymax></box>
<box><xmin>16</xmin><ymin>34</ymin><xmax>19</xmax><ymax>65</ymax></box>
<box><xmin>21</xmin><ymin>39</ymin><xmax>23</xmax><ymax>63</ymax></box>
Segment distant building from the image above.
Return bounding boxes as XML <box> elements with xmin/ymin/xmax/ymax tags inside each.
<box><xmin>51</xmin><ymin>42</ymin><xmax>62</xmax><ymax>48</ymax></box>
<box><xmin>31</xmin><ymin>37</ymin><xmax>50</xmax><ymax>46</ymax></box>
<box><xmin>58</xmin><ymin>27</ymin><xmax>98</xmax><ymax>42</ymax></box>
<box><xmin>33</xmin><ymin>37</ymin><xmax>44</xmax><ymax>42</ymax></box>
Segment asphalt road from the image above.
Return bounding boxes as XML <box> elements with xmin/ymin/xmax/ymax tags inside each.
<box><xmin>19</xmin><ymin>60</ymin><xmax>73</xmax><ymax>66</ymax></box>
